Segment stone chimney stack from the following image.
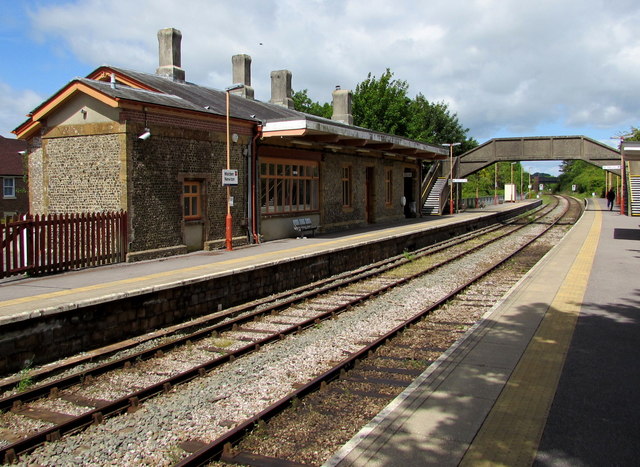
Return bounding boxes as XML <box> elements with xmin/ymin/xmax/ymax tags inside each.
<box><xmin>231</xmin><ymin>54</ymin><xmax>255</xmax><ymax>99</ymax></box>
<box><xmin>269</xmin><ymin>70</ymin><xmax>294</xmax><ymax>109</ymax></box>
<box><xmin>331</xmin><ymin>86</ymin><xmax>353</xmax><ymax>125</ymax></box>
<box><xmin>156</xmin><ymin>28</ymin><xmax>186</xmax><ymax>82</ymax></box>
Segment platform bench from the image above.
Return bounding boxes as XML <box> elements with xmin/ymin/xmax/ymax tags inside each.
<box><xmin>293</xmin><ymin>218</ymin><xmax>318</xmax><ymax>238</ymax></box>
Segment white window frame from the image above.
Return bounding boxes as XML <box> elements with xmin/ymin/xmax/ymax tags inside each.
<box><xmin>3</xmin><ymin>178</ymin><xmax>16</xmax><ymax>199</ymax></box>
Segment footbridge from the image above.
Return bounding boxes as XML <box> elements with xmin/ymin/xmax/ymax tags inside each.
<box><xmin>458</xmin><ymin>135</ymin><xmax>621</xmax><ymax>178</ymax></box>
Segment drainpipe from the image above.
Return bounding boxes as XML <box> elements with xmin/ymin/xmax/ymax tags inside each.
<box><xmin>250</xmin><ymin>125</ymin><xmax>262</xmax><ymax>243</ymax></box>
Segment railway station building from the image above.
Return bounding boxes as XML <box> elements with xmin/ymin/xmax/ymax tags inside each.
<box><xmin>14</xmin><ymin>28</ymin><xmax>447</xmax><ymax>262</ymax></box>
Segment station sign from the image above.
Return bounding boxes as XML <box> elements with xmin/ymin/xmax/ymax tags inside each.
<box><xmin>222</xmin><ymin>169</ymin><xmax>238</xmax><ymax>186</ymax></box>
<box><xmin>452</xmin><ymin>178</ymin><xmax>468</xmax><ymax>183</ymax></box>
<box><xmin>602</xmin><ymin>165</ymin><xmax>621</xmax><ymax>170</ymax></box>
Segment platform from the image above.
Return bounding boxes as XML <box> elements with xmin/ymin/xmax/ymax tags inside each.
<box><xmin>324</xmin><ymin>197</ymin><xmax>640</xmax><ymax>466</ymax></box>
<box><xmin>0</xmin><ymin>202</ymin><xmax>533</xmax><ymax>324</ymax></box>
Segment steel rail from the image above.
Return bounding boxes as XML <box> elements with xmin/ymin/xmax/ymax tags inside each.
<box><xmin>175</xmin><ymin>196</ymin><xmax>576</xmax><ymax>466</ymax></box>
<box><xmin>0</xmin><ymin>200</ymin><xmax>551</xmax><ymax>404</ymax></box>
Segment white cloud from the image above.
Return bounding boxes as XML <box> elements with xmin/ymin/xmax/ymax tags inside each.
<box><xmin>0</xmin><ymin>82</ymin><xmax>43</xmax><ymax>138</ymax></box>
<box><xmin>16</xmin><ymin>0</ymin><xmax>640</xmax><ymax>142</ymax></box>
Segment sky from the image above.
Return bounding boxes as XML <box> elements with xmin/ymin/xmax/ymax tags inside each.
<box><xmin>2</xmin><ymin>0</ymin><xmax>639</xmax><ymax>176</ymax></box>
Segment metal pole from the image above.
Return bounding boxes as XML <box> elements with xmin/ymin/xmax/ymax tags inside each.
<box><xmin>494</xmin><ymin>163</ymin><xmax>498</xmax><ymax>205</ymax></box>
<box><xmin>441</xmin><ymin>143</ymin><xmax>460</xmax><ymax>214</ymax></box>
<box><xmin>224</xmin><ymin>83</ymin><xmax>245</xmax><ymax>251</ymax></box>
<box><xmin>225</xmin><ymin>90</ymin><xmax>233</xmax><ymax>251</ymax></box>
<box><xmin>449</xmin><ymin>145</ymin><xmax>454</xmax><ymax>215</ymax></box>
<box><xmin>520</xmin><ymin>164</ymin><xmax>523</xmax><ymax>200</ymax></box>
<box><xmin>620</xmin><ymin>154</ymin><xmax>625</xmax><ymax>215</ymax></box>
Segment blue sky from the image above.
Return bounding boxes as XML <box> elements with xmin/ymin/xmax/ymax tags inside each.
<box><xmin>2</xmin><ymin>0</ymin><xmax>639</xmax><ymax>176</ymax></box>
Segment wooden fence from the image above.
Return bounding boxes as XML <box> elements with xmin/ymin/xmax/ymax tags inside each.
<box><xmin>1</xmin><ymin>211</ymin><xmax>128</xmax><ymax>279</ymax></box>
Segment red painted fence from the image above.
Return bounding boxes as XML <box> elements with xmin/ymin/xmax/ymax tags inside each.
<box><xmin>1</xmin><ymin>211</ymin><xmax>128</xmax><ymax>279</ymax></box>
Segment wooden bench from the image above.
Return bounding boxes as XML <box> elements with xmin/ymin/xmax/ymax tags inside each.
<box><xmin>292</xmin><ymin>218</ymin><xmax>318</xmax><ymax>238</ymax></box>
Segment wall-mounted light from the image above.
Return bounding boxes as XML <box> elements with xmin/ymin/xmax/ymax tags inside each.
<box><xmin>138</xmin><ymin>128</ymin><xmax>151</xmax><ymax>140</ymax></box>
<box><xmin>80</xmin><ymin>109</ymin><xmax>87</xmax><ymax>118</ymax></box>
<box><xmin>17</xmin><ymin>150</ymin><xmax>26</xmax><ymax>155</ymax></box>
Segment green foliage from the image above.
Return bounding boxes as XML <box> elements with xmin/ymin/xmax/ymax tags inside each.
<box><xmin>353</xmin><ymin>69</ymin><xmax>412</xmax><ymax>136</ymax></box>
<box><xmin>614</xmin><ymin>126</ymin><xmax>640</xmax><ymax>142</ymax></box>
<box><xmin>292</xmin><ymin>89</ymin><xmax>333</xmax><ymax>119</ymax></box>
<box><xmin>294</xmin><ymin>69</ymin><xmax>478</xmax><ymax>158</ymax></box>
<box><xmin>555</xmin><ymin>160</ymin><xmax>605</xmax><ymax>195</ymax></box>
<box><xmin>462</xmin><ymin>162</ymin><xmax>531</xmax><ymax>198</ymax></box>
<box><xmin>15</xmin><ymin>360</ymin><xmax>34</xmax><ymax>392</ymax></box>
<box><xmin>407</xmin><ymin>94</ymin><xmax>477</xmax><ymax>151</ymax></box>
<box><xmin>402</xmin><ymin>249</ymin><xmax>415</xmax><ymax>261</ymax></box>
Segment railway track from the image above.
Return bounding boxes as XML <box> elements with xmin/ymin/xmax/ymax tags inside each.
<box><xmin>175</xmin><ymin>195</ymin><xmax>583</xmax><ymax>467</ymax></box>
<box><xmin>0</xmin><ymin>196</ymin><xmax>581</xmax><ymax>465</ymax></box>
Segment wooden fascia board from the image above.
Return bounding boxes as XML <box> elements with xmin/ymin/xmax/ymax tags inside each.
<box><xmin>261</xmin><ymin>128</ymin><xmax>307</xmax><ymax>137</ymax></box>
<box><xmin>13</xmin><ymin>120</ymin><xmax>42</xmax><ymax>140</ymax></box>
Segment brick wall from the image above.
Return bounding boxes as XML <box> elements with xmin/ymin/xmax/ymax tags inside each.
<box><xmin>0</xmin><ymin>176</ymin><xmax>29</xmax><ymax>216</ymax></box>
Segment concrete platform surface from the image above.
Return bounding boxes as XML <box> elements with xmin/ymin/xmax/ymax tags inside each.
<box><xmin>0</xmin><ymin>202</ymin><xmax>532</xmax><ymax>324</ymax></box>
<box><xmin>324</xmin><ymin>198</ymin><xmax>640</xmax><ymax>466</ymax></box>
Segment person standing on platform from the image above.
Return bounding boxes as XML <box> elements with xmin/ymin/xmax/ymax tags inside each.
<box><xmin>606</xmin><ymin>189</ymin><xmax>616</xmax><ymax>211</ymax></box>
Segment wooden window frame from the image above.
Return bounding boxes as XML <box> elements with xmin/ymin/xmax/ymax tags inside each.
<box><xmin>342</xmin><ymin>165</ymin><xmax>352</xmax><ymax>208</ymax></box>
<box><xmin>183</xmin><ymin>180</ymin><xmax>202</xmax><ymax>221</ymax></box>
<box><xmin>385</xmin><ymin>168</ymin><xmax>393</xmax><ymax>206</ymax></box>
<box><xmin>260</xmin><ymin>158</ymin><xmax>319</xmax><ymax>215</ymax></box>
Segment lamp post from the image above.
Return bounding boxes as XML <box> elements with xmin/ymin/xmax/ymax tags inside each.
<box><xmin>520</xmin><ymin>164</ymin><xmax>523</xmax><ymax>200</ymax></box>
<box><xmin>225</xmin><ymin>83</ymin><xmax>244</xmax><ymax>251</ymax></box>
<box><xmin>442</xmin><ymin>142</ymin><xmax>461</xmax><ymax>214</ymax></box>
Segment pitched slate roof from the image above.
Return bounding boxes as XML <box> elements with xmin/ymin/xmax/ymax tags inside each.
<box><xmin>93</xmin><ymin>66</ymin><xmax>305</xmax><ymax>122</ymax></box>
<box><xmin>0</xmin><ymin>136</ymin><xmax>26</xmax><ymax>176</ymax></box>
<box><xmin>15</xmin><ymin>65</ymin><xmax>447</xmax><ymax>159</ymax></box>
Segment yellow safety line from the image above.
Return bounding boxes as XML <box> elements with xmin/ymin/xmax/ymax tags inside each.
<box><xmin>0</xmin><ymin>223</ymin><xmax>425</xmax><ymax>309</ymax></box>
<box><xmin>459</xmin><ymin>208</ymin><xmax>602</xmax><ymax>466</ymax></box>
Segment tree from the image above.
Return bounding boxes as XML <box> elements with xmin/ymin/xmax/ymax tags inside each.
<box><xmin>626</xmin><ymin>127</ymin><xmax>640</xmax><ymax>141</ymax></box>
<box><xmin>556</xmin><ymin>160</ymin><xmax>605</xmax><ymax>195</ymax></box>
<box><xmin>352</xmin><ymin>69</ymin><xmax>412</xmax><ymax>136</ymax></box>
<box><xmin>462</xmin><ymin>162</ymin><xmax>531</xmax><ymax>199</ymax></box>
<box><xmin>615</xmin><ymin>127</ymin><xmax>640</xmax><ymax>142</ymax></box>
<box><xmin>295</xmin><ymin>68</ymin><xmax>478</xmax><ymax>158</ymax></box>
<box><xmin>407</xmin><ymin>94</ymin><xmax>477</xmax><ymax>151</ymax></box>
<box><xmin>292</xmin><ymin>89</ymin><xmax>332</xmax><ymax>119</ymax></box>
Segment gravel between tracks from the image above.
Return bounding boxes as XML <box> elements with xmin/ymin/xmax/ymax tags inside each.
<box><xmin>12</xmin><ymin>203</ymin><xmax>569</xmax><ymax>466</ymax></box>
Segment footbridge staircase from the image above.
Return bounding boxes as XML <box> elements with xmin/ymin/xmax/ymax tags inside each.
<box><xmin>421</xmin><ymin>161</ymin><xmax>450</xmax><ymax>215</ymax></box>
<box><xmin>630</xmin><ymin>171</ymin><xmax>640</xmax><ymax>216</ymax></box>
